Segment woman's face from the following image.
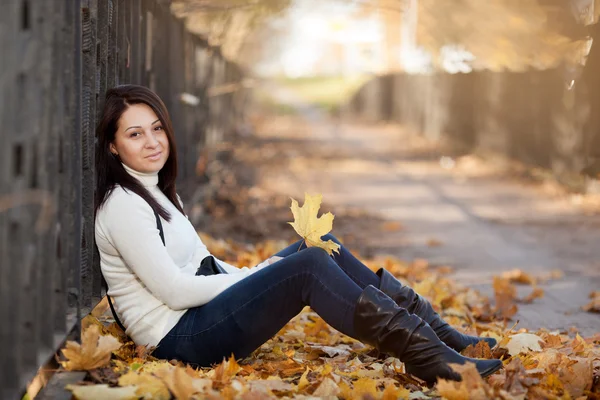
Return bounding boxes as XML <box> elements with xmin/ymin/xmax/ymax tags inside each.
<box><xmin>110</xmin><ymin>103</ymin><xmax>170</xmax><ymax>174</ymax></box>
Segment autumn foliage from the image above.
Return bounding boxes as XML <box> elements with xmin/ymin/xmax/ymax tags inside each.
<box><xmin>58</xmin><ymin>231</ymin><xmax>600</xmax><ymax>399</ymax></box>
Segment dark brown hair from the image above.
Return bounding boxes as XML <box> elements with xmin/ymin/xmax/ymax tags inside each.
<box><xmin>94</xmin><ymin>84</ymin><xmax>184</xmax><ymax>221</ymax></box>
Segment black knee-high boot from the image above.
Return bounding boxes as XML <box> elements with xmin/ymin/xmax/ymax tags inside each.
<box><xmin>377</xmin><ymin>268</ymin><xmax>497</xmax><ymax>352</ymax></box>
<box><xmin>354</xmin><ymin>285</ymin><xmax>502</xmax><ymax>384</ymax></box>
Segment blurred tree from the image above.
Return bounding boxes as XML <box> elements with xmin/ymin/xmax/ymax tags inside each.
<box><xmin>416</xmin><ymin>0</ymin><xmax>588</xmax><ymax>70</ymax></box>
<box><xmin>171</xmin><ymin>0</ymin><xmax>292</xmax><ymax>64</ymax></box>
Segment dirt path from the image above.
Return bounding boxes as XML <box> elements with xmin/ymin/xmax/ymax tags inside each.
<box><xmin>247</xmin><ymin>85</ymin><xmax>599</xmax><ymax>336</ymax></box>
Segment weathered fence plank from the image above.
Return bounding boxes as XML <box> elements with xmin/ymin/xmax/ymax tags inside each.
<box><xmin>0</xmin><ymin>0</ymin><xmax>249</xmax><ymax>397</ymax></box>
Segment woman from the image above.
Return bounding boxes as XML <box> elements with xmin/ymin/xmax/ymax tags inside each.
<box><xmin>94</xmin><ymin>84</ymin><xmax>502</xmax><ymax>384</ymax></box>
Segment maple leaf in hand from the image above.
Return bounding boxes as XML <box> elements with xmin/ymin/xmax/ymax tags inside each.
<box><xmin>288</xmin><ymin>193</ymin><xmax>340</xmax><ymax>255</ymax></box>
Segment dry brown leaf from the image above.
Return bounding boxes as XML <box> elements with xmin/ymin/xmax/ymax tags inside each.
<box><xmin>66</xmin><ymin>384</ymin><xmax>138</xmax><ymax>400</ymax></box>
<box><xmin>503</xmin><ymin>357</ymin><xmax>537</xmax><ymax>396</ymax></box>
<box><xmin>493</xmin><ymin>277</ymin><xmax>518</xmax><ymax>319</ymax></box>
<box><xmin>520</xmin><ymin>287</ymin><xmax>544</xmax><ymax>304</ymax></box>
<box><xmin>462</xmin><ymin>340</ymin><xmax>493</xmax><ymax>359</ymax></box>
<box><xmin>312</xmin><ymin>377</ymin><xmax>340</xmax><ymax>397</ymax></box>
<box><xmin>212</xmin><ymin>354</ymin><xmax>242</xmax><ymax>386</ymax></box>
<box><xmin>248</xmin><ymin>378</ymin><xmax>293</xmax><ymax>394</ymax></box>
<box><xmin>381</xmin><ymin>221</ymin><xmax>403</xmax><ymax>232</ymax></box>
<box><xmin>582</xmin><ymin>291</ymin><xmax>600</xmax><ymax>313</ymax></box>
<box><xmin>438</xmin><ymin>362</ymin><xmax>489</xmax><ymax>400</ymax></box>
<box><xmin>427</xmin><ymin>238</ymin><xmax>443</xmax><ymax>247</ymax></box>
<box><xmin>118</xmin><ymin>370</ymin><xmax>170</xmax><ymax>400</ymax></box>
<box><xmin>154</xmin><ymin>364</ymin><xmax>211</xmax><ymax>399</ymax></box>
<box><xmin>60</xmin><ymin>325</ymin><xmax>121</xmax><ymax>371</ymax></box>
<box><xmin>502</xmin><ymin>269</ymin><xmax>536</xmax><ymax>285</ymax></box>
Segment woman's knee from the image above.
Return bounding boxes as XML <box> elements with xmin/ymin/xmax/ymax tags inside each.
<box><xmin>297</xmin><ymin>246</ymin><xmax>332</xmax><ymax>270</ymax></box>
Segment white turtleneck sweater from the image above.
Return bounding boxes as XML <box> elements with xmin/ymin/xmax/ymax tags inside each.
<box><xmin>95</xmin><ymin>164</ymin><xmax>268</xmax><ymax>347</ymax></box>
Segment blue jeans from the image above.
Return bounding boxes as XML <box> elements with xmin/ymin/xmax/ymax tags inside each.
<box><xmin>152</xmin><ymin>234</ymin><xmax>381</xmax><ymax>367</ymax></box>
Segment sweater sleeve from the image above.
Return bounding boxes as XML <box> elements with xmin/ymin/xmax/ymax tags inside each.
<box><xmin>101</xmin><ymin>192</ymin><xmax>250</xmax><ymax>310</ymax></box>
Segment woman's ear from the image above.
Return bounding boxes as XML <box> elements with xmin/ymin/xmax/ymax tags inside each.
<box><xmin>109</xmin><ymin>143</ymin><xmax>118</xmax><ymax>156</ymax></box>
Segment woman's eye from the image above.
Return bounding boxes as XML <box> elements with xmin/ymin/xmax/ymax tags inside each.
<box><xmin>130</xmin><ymin>132</ymin><xmax>140</xmax><ymax>138</ymax></box>
<box><xmin>155</xmin><ymin>126</ymin><xmax>163</xmax><ymax>131</ymax></box>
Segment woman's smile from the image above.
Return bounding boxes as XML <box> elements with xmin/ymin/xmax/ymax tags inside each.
<box><xmin>146</xmin><ymin>151</ymin><xmax>162</xmax><ymax>161</ymax></box>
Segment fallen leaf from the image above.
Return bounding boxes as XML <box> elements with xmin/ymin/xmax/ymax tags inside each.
<box><xmin>306</xmin><ymin>343</ymin><xmax>351</xmax><ymax>358</ymax></box>
<box><xmin>427</xmin><ymin>238</ymin><xmax>443</xmax><ymax>247</ymax></box>
<box><xmin>382</xmin><ymin>383</ymin><xmax>410</xmax><ymax>400</ymax></box>
<box><xmin>438</xmin><ymin>363</ymin><xmax>489</xmax><ymax>400</ymax></box>
<box><xmin>382</xmin><ymin>221</ymin><xmax>403</xmax><ymax>232</ymax></box>
<box><xmin>249</xmin><ymin>378</ymin><xmax>294</xmax><ymax>394</ymax></box>
<box><xmin>493</xmin><ymin>277</ymin><xmax>518</xmax><ymax>319</ymax></box>
<box><xmin>117</xmin><ymin>370</ymin><xmax>170</xmax><ymax>400</ymax></box>
<box><xmin>312</xmin><ymin>377</ymin><xmax>340</xmax><ymax>397</ymax></box>
<box><xmin>505</xmin><ymin>333</ymin><xmax>543</xmax><ymax>355</ymax></box>
<box><xmin>60</xmin><ymin>325</ymin><xmax>121</xmax><ymax>371</ymax></box>
<box><xmin>502</xmin><ymin>269</ymin><xmax>536</xmax><ymax>285</ymax></box>
<box><xmin>462</xmin><ymin>340</ymin><xmax>493</xmax><ymax>359</ymax></box>
<box><xmin>212</xmin><ymin>354</ymin><xmax>242</xmax><ymax>384</ymax></box>
<box><xmin>582</xmin><ymin>291</ymin><xmax>600</xmax><ymax>313</ymax></box>
<box><xmin>288</xmin><ymin>193</ymin><xmax>340</xmax><ymax>255</ymax></box>
<box><xmin>520</xmin><ymin>287</ymin><xmax>544</xmax><ymax>304</ymax></box>
<box><xmin>436</xmin><ymin>378</ymin><xmax>470</xmax><ymax>400</ymax></box>
<box><xmin>352</xmin><ymin>377</ymin><xmax>379</xmax><ymax>399</ymax></box>
<box><xmin>66</xmin><ymin>384</ymin><xmax>138</xmax><ymax>400</ymax></box>
<box><xmin>297</xmin><ymin>367</ymin><xmax>311</xmax><ymax>391</ymax></box>
<box><xmin>154</xmin><ymin>364</ymin><xmax>211</xmax><ymax>399</ymax></box>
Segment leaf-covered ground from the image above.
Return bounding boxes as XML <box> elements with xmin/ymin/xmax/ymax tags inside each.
<box><xmin>60</xmin><ymin>235</ymin><xmax>600</xmax><ymax>400</ymax></box>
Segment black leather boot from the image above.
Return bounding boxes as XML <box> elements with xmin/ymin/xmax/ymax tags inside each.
<box><xmin>354</xmin><ymin>285</ymin><xmax>503</xmax><ymax>384</ymax></box>
<box><xmin>377</xmin><ymin>268</ymin><xmax>497</xmax><ymax>352</ymax></box>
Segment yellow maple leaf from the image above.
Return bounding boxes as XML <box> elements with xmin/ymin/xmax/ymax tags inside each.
<box><xmin>288</xmin><ymin>193</ymin><xmax>340</xmax><ymax>255</ymax></box>
<box><xmin>118</xmin><ymin>370</ymin><xmax>170</xmax><ymax>400</ymax></box>
<box><xmin>352</xmin><ymin>377</ymin><xmax>379</xmax><ymax>399</ymax></box>
<box><xmin>60</xmin><ymin>325</ymin><xmax>121</xmax><ymax>371</ymax></box>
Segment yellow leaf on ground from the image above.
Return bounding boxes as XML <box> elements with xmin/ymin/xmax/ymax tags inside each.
<box><xmin>352</xmin><ymin>377</ymin><xmax>378</xmax><ymax>399</ymax></box>
<box><xmin>297</xmin><ymin>367</ymin><xmax>311</xmax><ymax>391</ymax></box>
<box><xmin>288</xmin><ymin>193</ymin><xmax>340</xmax><ymax>255</ymax></box>
<box><xmin>60</xmin><ymin>325</ymin><xmax>121</xmax><ymax>371</ymax></box>
<box><xmin>66</xmin><ymin>384</ymin><xmax>138</xmax><ymax>400</ymax></box>
<box><xmin>117</xmin><ymin>370</ymin><xmax>170</xmax><ymax>400</ymax></box>
<box><xmin>382</xmin><ymin>383</ymin><xmax>410</xmax><ymax>400</ymax></box>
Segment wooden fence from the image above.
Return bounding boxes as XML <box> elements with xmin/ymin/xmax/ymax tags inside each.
<box><xmin>0</xmin><ymin>0</ymin><xmax>248</xmax><ymax>398</ymax></box>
